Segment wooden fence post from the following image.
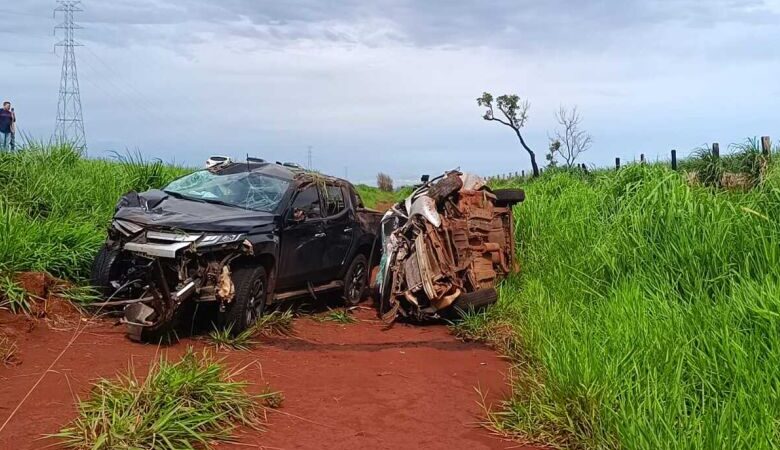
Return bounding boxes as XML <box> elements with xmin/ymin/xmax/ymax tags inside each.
<box><xmin>712</xmin><ymin>142</ymin><xmax>720</xmax><ymax>158</ymax></box>
<box><xmin>640</xmin><ymin>154</ymin><xmax>645</xmax><ymax>164</ymax></box>
<box><xmin>671</xmin><ymin>149</ymin><xmax>677</xmax><ymax>170</ymax></box>
<box><xmin>521</xmin><ymin>170</ymin><xmax>525</xmax><ymax>178</ymax></box>
<box><xmin>761</xmin><ymin>136</ymin><xmax>771</xmax><ymax>156</ymax></box>
<box><xmin>615</xmin><ymin>157</ymin><xmax>621</xmax><ymax>170</ymax></box>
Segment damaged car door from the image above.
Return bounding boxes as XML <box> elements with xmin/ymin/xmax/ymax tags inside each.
<box><xmin>321</xmin><ymin>184</ymin><xmax>355</xmax><ymax>281</ymax></box>
<box><xmin>277</xmin><ymin>184</ymin><xmax>328</xmax><ymax>289</ymax></box>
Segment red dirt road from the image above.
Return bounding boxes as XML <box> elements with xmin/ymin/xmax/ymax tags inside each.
<box><xmin>1</xmin><ymin>307</ymin><xmax>534</xmax><ymax>450</ymax></box>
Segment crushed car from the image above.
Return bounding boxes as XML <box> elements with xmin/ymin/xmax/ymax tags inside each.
<box><xmin>92</xmin><ymin>159</ymin><xmax>381</xmax><ymax>341</ymax></box>
<box><xmin>375</xmin><ymin>170</ymin><xmax>524</xmax><ymax>322</ymax></box>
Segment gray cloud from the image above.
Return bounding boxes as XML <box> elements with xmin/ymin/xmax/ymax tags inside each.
<box><xmin>1</xmin><ymin>1</ymin><xmax>779</xmax><ymax>183</ymax></box>
<box><xmin>10</xmin><ymin>0</ymin><xmax>779</xmax><ymax>52</ymax></box>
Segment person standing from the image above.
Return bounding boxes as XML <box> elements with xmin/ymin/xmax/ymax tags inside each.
<box><xmin>0</xmin><ymin>101</ymin><xmax>16</xmax><ymax>151</ymax></box>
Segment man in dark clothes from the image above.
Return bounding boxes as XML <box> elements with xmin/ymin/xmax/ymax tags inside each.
<box><xmin>0</xmin><ymin>101</ymin><xmax>16</xmax><ymax>151</ymax></box>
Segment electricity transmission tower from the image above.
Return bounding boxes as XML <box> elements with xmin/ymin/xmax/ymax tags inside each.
<box><xmin>54</xmin><ymin>1</ymin><xmax>86</xmax><ymax>149</ymax></box>
<box><xmin>307</xmin><ymin>146</ymin><xmax>313</xmax><ymax>170</ymax></box>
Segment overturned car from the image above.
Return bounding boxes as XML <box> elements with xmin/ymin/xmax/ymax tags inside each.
<box><xmin>92</xmin><ymin>159</ymin><xmax>381</xmax><ymax>341</ymax></box>
<box><xmin>376</xmin><ymin>171</ymin><xmax>524</xmax><ymax>322</ymax></box>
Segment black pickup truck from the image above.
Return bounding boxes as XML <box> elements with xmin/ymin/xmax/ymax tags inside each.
<box><xmin>91</xmin><ymin>160</ymin><xmax>382</xmax><ymax>341</ymax></box>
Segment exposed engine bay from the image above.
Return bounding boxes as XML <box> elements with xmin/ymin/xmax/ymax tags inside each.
<box><xmin>376</xmin><ymin>171</ymin><xmax>524</xmax><ymax>322</ymax></box>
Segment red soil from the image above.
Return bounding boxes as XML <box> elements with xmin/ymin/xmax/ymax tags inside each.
<box><xmin>0</xmin><ymin>305</ymin><xmax>537</xmax><ymax>450</ymax></box>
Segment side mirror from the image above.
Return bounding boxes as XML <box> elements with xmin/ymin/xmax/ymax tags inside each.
<box><xmin>421</xmin><ymin>174</ymin><xmax>430</xmax><ymax>183</ymax></box>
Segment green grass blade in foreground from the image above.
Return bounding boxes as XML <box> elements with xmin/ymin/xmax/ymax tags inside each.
<box><xmin>313</xmin><ymin>308</ymin><xmax>358</xmax><ymax>324</ymax></box>
<box><xmin>208</xmin><ymin>311</ymin><xmax>295</xmax><ymax>350</ymax></box>
<box><xmin>0</xmin><ymin>273</ymin><xmax>30</xmax><ymax>313</ymax></box>
<box><xmin>53</xmin><ymin>348</ymin><xmax>280</xmax><ymax>449</ymax></box>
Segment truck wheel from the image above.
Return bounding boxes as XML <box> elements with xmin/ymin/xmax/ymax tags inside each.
<box><xmin>90</xmin><ymin>245</ymin><xmax>129</xmax><ymax>297</ymax></box>
<box><xmin>450</xmin><ymin>288</ymin><xmax>498</xmax><ymax>318</ymax></box>
<box><xmin>343</xmin><ymin>254</ymin><xmax>368</xmax><ymax>306</ymax></box>
<box><xmin>219</xmin><ymin>265</ymin><xmax>268</xmax><ymax>335</ymax></box>
<box><xmin>493</xmin><ymin>189</ymin><xmax>525</xmax><ymax>206</ymax></box>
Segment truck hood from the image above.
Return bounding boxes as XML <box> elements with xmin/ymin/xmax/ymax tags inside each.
<box><xmin>113</xmin><ymin>190</ymin><xmax>275</xmax><ymax>233</ymax></box>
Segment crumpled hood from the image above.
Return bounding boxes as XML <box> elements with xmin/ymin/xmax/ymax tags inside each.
<box><xmin>114</xmin><ymin>190</ymin><xmax>275</xmax><ymax>233</ymax></box>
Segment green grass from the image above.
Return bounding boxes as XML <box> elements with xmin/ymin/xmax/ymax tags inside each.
<box><xmin>208</xmin><ymin>311</ymin><xmax>295</xmax><ymax>350</ymax></box>
<box><xmin>480</xmin><ymin>161</ymin><xmax>780</xmax><ymax>449</ymax></box>
<box><xmin>0</xmin><ymin>273</ymin><xmax>30</xmax><ymax>313</ymax></box>
<box><xmin>678</xmin><ymin>138</ymin><xmax>768</xmax><ymax>187</ymax></box>
<box><xmin>313</xmin><ymin>308</ymin><xmax>358</xmax><ymax>324</ymax></box>
<box><xmin>0</xmin><ymin>144</ymin><xmax>188</xmax><ymax>281</ymax></box>
<box><xmin>353</xmin><ymin>184</ymin><xmax>407</xmax><ymax>209</ymax></box>
<box><xmin>54</xmin><ymin>348</ymin><xmax>278</xmax><ymax>449</ymax></box>
<box><xmin>208</xmin><ymin>324</ymin><xmax>257</xmax><ymax>351</ymax></box>
<box><xmin>51</xmin><ymin>283</ymin><xmax>102</xmax><ymax>305</ymax></box>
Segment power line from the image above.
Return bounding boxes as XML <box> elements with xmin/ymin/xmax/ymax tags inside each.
<box><xmin>54</xmin><ymin>1</ymin><xmax>86</xmax><ymax>149</ymax></box>
<box><xmin>79</xmin><ymin>46</ymin><xmax>212</xmax><ymax>141</ymax></box>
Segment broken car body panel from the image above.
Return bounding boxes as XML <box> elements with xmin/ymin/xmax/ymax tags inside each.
<box><xmin>376</xmin><ymin>171</ymin><xmax>522</xmax><ymax>322</ymax></box>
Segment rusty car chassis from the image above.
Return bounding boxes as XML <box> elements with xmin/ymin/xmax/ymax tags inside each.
<box><xmin>376</xmin><ymin>171</ymin><xmax>524</xmax><ymax>322</ymax></box>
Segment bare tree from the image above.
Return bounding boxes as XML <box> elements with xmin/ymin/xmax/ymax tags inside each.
<box><xmin>377</xmin><ymin>172</ymin><xmax>393</xmax><ymax>192</ymax></box>
<box><xmin>549</xmin><ymin>106</ymin><xmax>592</xmax><ymax>168</ymax></box>
<box><xmin>477</xmin><ymin>92</ymin><xmax>539</xmax><ymax>177</ymax></box>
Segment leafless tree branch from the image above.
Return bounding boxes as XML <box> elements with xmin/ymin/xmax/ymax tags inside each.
<box><xmin>549</xmin><ymin>105</ymin><xmax>592</xmax><ymax>168</ymax></box>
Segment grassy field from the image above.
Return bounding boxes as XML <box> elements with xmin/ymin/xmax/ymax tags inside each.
<box><xmin>0</xmin><ymin>144</ymin><xmax>398</xmax><ymax>284</ymax></box>
<box><xmin>479</xmin><ymin>156</ymin><xmax>780</xmax><ymax>449</ymax></box>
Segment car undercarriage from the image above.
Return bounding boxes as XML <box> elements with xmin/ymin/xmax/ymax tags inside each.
<box><xmin>376</xmin><ymin>171</ymin><xmax>524</xmax><ymax>322</ymax></box>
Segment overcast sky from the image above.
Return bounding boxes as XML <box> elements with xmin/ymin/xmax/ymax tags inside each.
<box><xmin>2</xmin><ymin>0</ymin><xmax>779</xmax><ymax>184</ymax></box>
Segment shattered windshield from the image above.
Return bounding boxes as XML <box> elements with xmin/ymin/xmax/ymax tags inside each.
<box><xmin>164</xmin><ymin>170</ymin><xmax>290</xmax><ymax>212</ymax></box>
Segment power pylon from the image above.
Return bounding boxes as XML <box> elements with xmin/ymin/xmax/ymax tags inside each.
<box><xmin>54</xmin><ymin>1</ymin><xmax>86</xmax><ymax>149</ymax></box>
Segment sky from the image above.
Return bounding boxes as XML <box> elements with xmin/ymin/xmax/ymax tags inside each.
<box><xmin>1</xmin><ymin>0</ymin><xmax>779</xmax><ymax>185</ymax></box>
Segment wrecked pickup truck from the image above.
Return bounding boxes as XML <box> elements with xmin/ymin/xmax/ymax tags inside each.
<box><xmin>91</xmin><ymin>159</ymin><xmax>381</xmax><ymax>341</ymax></box>
<box><xmin>376</xmin><ymin>171</ymin><xmax>524</xmax><ymax>322</ymax></box>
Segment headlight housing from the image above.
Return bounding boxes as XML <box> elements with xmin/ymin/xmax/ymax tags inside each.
<box><xmin>197</xmin><ymin>233</ymin><xmax>245</xmax><ymax>247</ymax></box>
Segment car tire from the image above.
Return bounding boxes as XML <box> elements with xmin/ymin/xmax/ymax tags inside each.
<box><xmin>450</xmin><ymin>288</ymin><xmax>498</xmax><ymax>317</ymax></box>
<box><xmin>493</xmin><ymin>188</ymin><xmax>525</xmax><ymax>206</ymax></box>
<box><xmin>90</xmin><ymin>245</ymin><xmax>128</xmax><ymax>297</ymax></box>
<box><xmin>218</xmin><ymin>265</ymin><xmax>268</xmax><ymax>335</ymax></box>
<box><xmin>343</xmin><ymin>254</ymin><xmax>368</xmax><ymax>306</ymax></box>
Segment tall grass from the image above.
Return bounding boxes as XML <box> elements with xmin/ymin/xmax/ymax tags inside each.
<box><xmin>0</xmin><ymin>144</ymin><xmax>187</xmax><ymax>280</ymax></box>
<box><xmin>486</xmin><ymin>163</ymin><xmax>780</xmax><ymax>449</ymax></box>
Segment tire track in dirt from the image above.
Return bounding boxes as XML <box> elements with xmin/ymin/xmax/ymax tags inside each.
<box><xmin>0</xmin><ymin>307</ymin><xmax>538</xmax><ymax>449</ymax></box>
